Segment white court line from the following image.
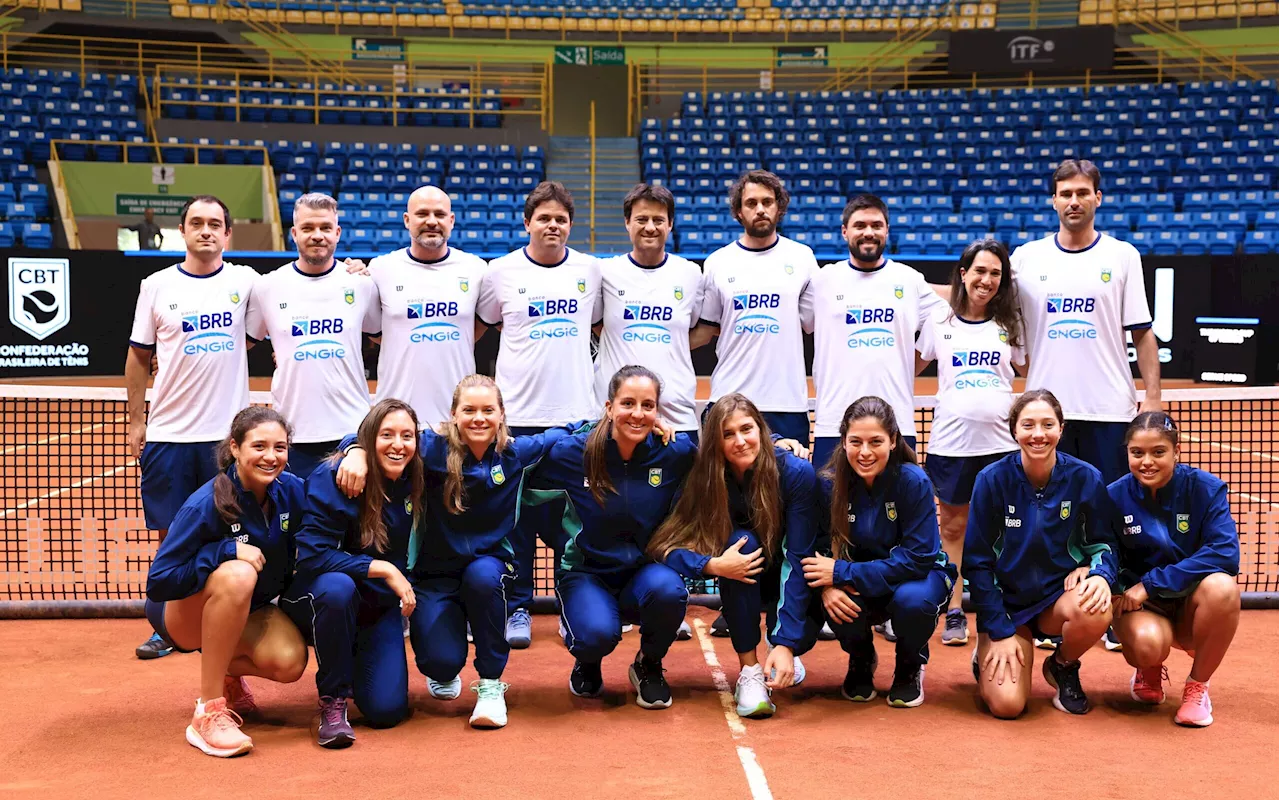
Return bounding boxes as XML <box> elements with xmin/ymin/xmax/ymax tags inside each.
<box><xmin>0</xmin><ymin>416</ymin><xmax>125</xmax><ymax>456</ymax></box>
<box><xmin>1231</xmin><ymin>490</ymin><xmax>1280</xmax><ymax>508</ymax></box>
<box><xmin>1183</xmin><ymin>434</ymin><xmax>1280</xmax><ymax>463</ymax></box>
<box><xmin>693</xmin><ymin>619</ymin><xmax>773</xmax><ymax>800</ymax></box>
<box><xmin>0</xmin><ymin>463</ymin><xmax>133</xmax><ymax>519</ymax></box>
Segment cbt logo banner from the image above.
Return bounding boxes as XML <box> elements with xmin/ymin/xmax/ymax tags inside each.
<box><xmin>8</xmin><ymin>257</ymin><xmax>70</xmax><ymax>340</ymax></box>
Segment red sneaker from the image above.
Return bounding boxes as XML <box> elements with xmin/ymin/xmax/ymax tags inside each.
<box><xmin>1174</xmin><ymin>679</ymin><xmax>1214</xmax><ymax>727</ymax></box>
<box><xmin>1129</xmin><ymin>665</ymin><xmax>1168</xmax><ymax>704</ymax></box>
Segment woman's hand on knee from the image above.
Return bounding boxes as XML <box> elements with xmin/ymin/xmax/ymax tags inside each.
<box><xmin>1076</xmin><ymin>575</ymin><xmax>1112</xmax><ymax>616</ymax></box>
<box><xmin>707</xmin><ymin>538</ymin><xmax>764</xmax><ymax>584</ymax></box>
<box><xmin>822</xmin><ymin>586</ymin><xmax>860</xmax><ymax>623</ymax></box>
<box><xmin>235</xmin><ymin>543</ymin><xmax>265</xmax><ymax>573</ymax></box>
<box><xmin>1063</xmin><ymin>566</ymin><xmax>1091</xmax><ymax>591</ymax></box>
<box><xmin>982</xmin><ymin>636</ymin><xmax>1024</xmax><ymax>685</ymax></box>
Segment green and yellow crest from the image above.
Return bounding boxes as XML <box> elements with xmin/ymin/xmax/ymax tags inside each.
<box><xmin>648</xmin><ymin>468</ymin><xmax>662</xmax><ymax>487</ymax></box>
<box><xmin>491</xmin><ymin>464</ymin><xmax>506</xmax><ymax>485</ymax></box>
<box><xmin>1101</xmin><ymin>268</ymin><xmax>1112</xmax><ymax>283</ymax></box>
<box><xmin>1060</xmin><ymin>501</ymin><xmax>1072</xmax><ymax>520</ymax></box>
<box><xmin>279</xmin><ymin>513</ymin><xmax>290</xmax><ymax>532</ymax></box>
<box><xmin>885</xmin><ymin>501</ymin><xmax>897</xmax><ymax>522</ymax></box>
<box><xmin>893</xmin><ymin>284</ymin><xmax>904</xmax><ymax>300</ymax></box>
<box><xmin>344</xmin><ymin>288</ymin><xmax>355</xmax><ymax>305</ymax></box>
<box><xmin>459</xmin><ymin>277</ymin><xmax>470</xmax><ymax>293</ymax></box>
<box><xmin>784</xmin><ymin>264</ymin><xmax>795</xmax><ymax>275</ymax></box>
<box><xmin>998</xmin><ymin>329</ymin><xmax>1009</xmax><ymax>343</ymax></box>
<box><xmin>1176</xmin><ymin>513</ymin><xmax>1190</xmax><ymax>533</ymax></box>
<box><xmin>577</xmin><ymin>278</ymin><xmax>587</xmax><ymax>294</ymax></box>
<box><xmin>229</xmin><ymin>291</ymin><xmax>241</xmax><ymax>305</ymax></box>
<box><xmin>674</xmin><ymin>285</ymin><xmax>684</xmax><ymax>301</ymax></box>
<box><xmin>404</xmin><ymin>498</ymin><xmax>413</xmax><ymax>514</ymax></box>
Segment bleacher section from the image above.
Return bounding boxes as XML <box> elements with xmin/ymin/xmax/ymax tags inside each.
<box><xmin>643</xmin><ymin>80</ymin><xmax>1280</xmax><ymax>256</ymax></box>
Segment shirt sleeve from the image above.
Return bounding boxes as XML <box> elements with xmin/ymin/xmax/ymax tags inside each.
<box><xmin>361</xmin><ymin>278</ymin><xmax>382</xmax><ymax>335</ymax></box>
<box><xmin>664</xmin><ymin>548</ymin><xmax>714</xmax><ymax>580</ymax></box>
<box><xmin>916</xmin><ymin>273</ymin><xmax>948</xmax><ymax>332</ymax></box>
<box><xmin>768</xmin><ymin>458</ymin><xmax>819</xmax><ymax>650</ymax></box>
<box><xmin>513</xmin><ymin>421</ymin><xmax>591</xmax><ymax>464</ymax></box>
<box><xmin>917</xmin><ymin>317</ymin><xmax>937</xmax><ymax>362</ymax></box>
<box><xmin>963</xmin><ymin>472</ymin><xmax>1017</xmax><ymax>641</ymax></box>
<box><xmin>128</xmin><ymin>277</ymin><xmax>157</xmax><ymax>349</ymax></box>
<box><xmin>475</xmin><ymin>261</ymin><xmax>502</xmax><ymax>327</ymax></box>
<box><xmin>294</xmin><ymin>470</ymin><xmax>375</xmax><ymax>581</ymax></box>
<box><xmin>687</xmin><ymin>262</ymin><xmax>707</xmax><ymax>329</ymax></box>
<box><xmin>1143</xmin><ymin>479</ymin><xmax>1241</xmax><ymax>597</ymax></box>
<box><xmin>697</xmin><ymin>260</ymin><xmax>722</xmax><ymax>326</ymax></box>
<box><xmin>832</xmin><ymin>471</ymin><xmax>945</xmax><ymax>596</ymax></box>
<box><xmin>798</xmin><ymin>271</ymin><xmax>816</xmax><ymax>334</ymax></box>
<box><xmin>146</xmin><ymin>500</ymin><xmax>238</xmax><ymax>602</ymax></box>
<box><xmin>1081</xmin><ymin>473</ymin><xmax>1121</xmax><ymax>586</ymax></box>
<box><xmin>244</xmin><ymin>280</ymin><xmax>268</xmax><ymax>342</ymax></box>
<box><xmin>1120</xmin><ymin>245</ymin><xmax>1153</xmax><ymax>329</ymax></box>
<box><xmin>590</xmin><ymin>260</ymin><xmax>604</xmax><ymax>326</ymax></box>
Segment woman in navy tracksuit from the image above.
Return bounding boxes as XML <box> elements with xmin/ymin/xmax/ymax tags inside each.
<box><xmin>527</xmin><ymin>365</ymin><xmax>697</xmax><ymax>710</ymax></box>
<box><xmin>146</xmin><ymin>406</ymin><xmax>308</xmax><ymax>759</ymax></box>
<box><xmin>964</xmin><ymin>388</ymin><xmax>1120</xmax><ymax>719</ymax></box>
<box><xmin>280</xmin><ymin>398</ymin><xmax>422</xmax><ymax>749</ymax></box>
<box><xmin>1108</xmin><ymin>411</ymin><xmax>1241</xmax><ymax>727</ymax></box>
<box><xmin>649</xmin><ymin>392</ymin><xmax>821</xmax><ymax>721</ymax></box>
<box><xmin>802</xmin><ymin>396</ymin><xmax>956</xmax><ymax>709</ymax></box>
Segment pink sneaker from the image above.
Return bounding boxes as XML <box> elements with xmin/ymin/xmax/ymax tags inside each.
<box><xmin>1129</xmin><ymin>665</ymin><xmax>1168</xmax><ymax>704</ymax></box>
<box><xmin>186</xmin><ymin>697</ymin><xmax>254</xmax><ymax>757</ymax></box>
<box><xmin>224</xmin><ymin>676</ymin><xmax>260</xmax><ymax>716</ymax></box>
<box><xmin>1174</xmin><ymin>679</ymin><xmax>1213</xmax><ymax>727</ymax></box>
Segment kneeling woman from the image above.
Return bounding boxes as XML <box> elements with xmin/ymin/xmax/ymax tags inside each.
<box><xmin>528</xmin><ymin>365</ymin><xmax>696</xmax><ymax>709</ymax></box>
<box><xmin>649</xmin><ymin>393</ymin><xmax>821</xmax><ymax>720</ymax></box>
<box><xmin>281</xmin><ymin>399</ymin><xmax>421</xmax><ymax>748</ymax></box>
<box><xmin>801</xmin><ymin>397</ymin><xmax>956</xmax><ymax>708</ymax></box>
<box><xmin>146</xmin><ymin>406</ymin><xmax>309</xmax><ymax>758</ymax></box>
<box><xmin>1108</xmin><ymin>412</ymin><xmax>1241</xmax><ymax>727</ymax></box>
<box><xmin>964</xmin><ymin>389</ymin><xmax>1120</xmax><ymax>718</ymax></box>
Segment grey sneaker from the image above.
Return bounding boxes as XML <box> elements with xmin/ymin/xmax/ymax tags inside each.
<box><xmin>874</xmin><ymin>619</ymin><xmax>898</xmax><ymax>642</ymax></box>
<box><xmin>317</xmin><ymin>696</ymin><xmax>355</xmax><ymax>749</ymax></box>
<box><xmin>136</xmin><ymin>632</ymin><xmax>174</xmax><ymax>660</ymax></box>
<box><xmin>506</xmin><ymin>609</ymin><xmax>533</xmax><ymax>649</ymax></box>
<box><xmin>941</xmin><ymin>609</ymin><xmax>969</xmax><ymax>646</ymax></box>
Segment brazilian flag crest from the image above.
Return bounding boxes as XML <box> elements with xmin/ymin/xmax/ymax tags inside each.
<box><xmin>674</xmin><ymin>285</ymin><xmax>684</xmax><ymax>301</ymax></box>
<box><xmin>577</xmin><ymin>278</ymin><xmax>587</xmax><ymax>294</ymax></box>
<box><xmin>344</xmin><ymin>288</ymin><xmax>355</xmax><ymax>305</ymax></box>
<box><xmin>784</xmin><ymin>264</ymin><xmax>794</xmax><ymax>275</ymax></box>
<box><xmin>1060</xmin><ymin>501</ymin><xmax>1072</xmax><ymax>520</ymax></box>
<box><xmin>998</xmin><ymin>329</ymin><xmax>1009</xmax><ymax>343</ymax></box>
<box><xmin>491</xmin><ymin>464</ymin><xmax>506</xmax><ymax>485</ymax></box>
<box><xmin>885</xmin><ymin>501</ymin><xmax>897</xmax><ymax>522</ymax></box>
<box><xmin>459</xmin><ymin>277</ymin><xmax>470</xmax><ymax>293</ymax></box>
<box><xmin>893</xmin><ymin>285</ymin><xmax>904</xmax><ymax>300</ymax></box>
<box><xmin>404</xmin><ymin>498</ymin><xmax>413</xmax><ymax>515</ymax></box>
<box><xmin>279</xmin><ymin>513</ymin><xmax>290</xmax><ymax>531</ymax></box>
<box><xmin>1176</xmin><ymin>513</ymin><xmax>1190</xmax><ymax>533</ymax></box>
<box><xmin>1101</xmin><ymin>268</ymin><xmax>1112</xmax><ymax>283</ymax></box>
<box><xmin>229</xmin><ymin>291</ymin><xmax>241</xmax><ymax>305</ymax></box>
<box><xmin>648</xmin><ymin>468</ymin><xmax>662</xmax><ymax>487</ymax></box>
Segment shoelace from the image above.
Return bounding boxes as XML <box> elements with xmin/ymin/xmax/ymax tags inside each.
<box><xmin>636</xmin><ymin>659</ymin><xmax>666</xmax><ymax>684</ymax></box>
<box><xmin>1183</xmin><ymin>680</ymin><xmax>1209</xmax><ymax>705</ymax></box>
<box><xmin>207</xmin><ymin>705</ymin><xmax>245</xmax><ymax>734</ymax></box>
<box><xmin>471</xmin><ymin>680</ymin><xmax>510</xmax><ymax>700</ymax></box>
<box><xmin>1140</xmin><ymin>665</ymin><xmax>1170</xmax><ymax>690</ymax></box>
<box><xmin>740</xmin><ymin>669</ymin><xmax>767</xmax><ymax>690</ymax></box>
<box><xmin>320</xmin><ymin>698</ymin><xmax>347</xmax><ymax>726</ymax></box>
<box><xmin>1057</xmin><ymin>660</ymin><xmax>1087</xmax><ymax>700</ymax></box>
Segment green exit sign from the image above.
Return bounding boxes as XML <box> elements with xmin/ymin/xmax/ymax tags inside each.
<box><xmin>554</xmin><ymin>46</ymin><xmax>625</xmax><ymax>66</ymax></box>
<box><xmin>352</xmin><ymin>37</ymin><xmax>405</xmax><ymax>61</ymax></box>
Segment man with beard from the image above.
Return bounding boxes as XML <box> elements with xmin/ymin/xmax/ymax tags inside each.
<box><xmin>1010</xmin><ymin>159</ymin><xmax>1160</xmax><ymax>654</ymax></box>
<box><xmin>246</xmin><ymin>193</ymin><xmax>382</xmax><ymax>479</ymax></box>
<box><xmin>368</xmin><ymin>185</ymin><xmax>488</xmax><ymax>427</ymax></box>
<box><xmin>801</xmin><ymin>194</ymin><xmax>946</xmax><ymax>470</ymax></box>
<box><xmin>477</xmin><ymin>181</ymin><xmax>602</xmax><ymax>649</ymax></box>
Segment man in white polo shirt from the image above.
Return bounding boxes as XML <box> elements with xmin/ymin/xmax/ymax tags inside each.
<box><xmin>245</xmin><ymin>193</ymin><xmax>381</xmax><ymax>480</ymax></box>
<box><xmin>126</xmin><ymin>194</ymin><xmax>258</xmax><ymax>659</ymax></box>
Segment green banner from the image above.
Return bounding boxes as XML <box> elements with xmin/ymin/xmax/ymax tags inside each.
<box><xmin>776</xmin><ymin>45</ymin><xmax>829</xmax><ymax>67</ymax></box>
<box><xmin>554</xmin><ymin>45</ymin><xmax>624</xmax><ymax>65</ymax></box>
<box><xmin>59</xmin><ymin>163</ymin><xmax>263</xmax><ymax>218</ymax></box>
<box><xmin>351</xmin><ymin>37</ymin><xmax>405</xmax><ymax>61</ymax></box>
<box><xmin>115</xmin><ymin>194</ymin><xmax>192</xmax><ymax>216</ymax></box>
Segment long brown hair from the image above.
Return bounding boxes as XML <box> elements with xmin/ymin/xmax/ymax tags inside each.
<box><xmin>648</xmin><ymin>394</ymin><xmax>782</xmax><ymax>564</ymax></box>
<box><xmin>948</xmin><ymin>238</ymin><xmax>1023</xmax><ymax>348</ymax></box>
<box><xmin>584</xmin><ymin>365</ymin><xmax>662</xmax><ymax>506</ymax></box>
<box><xmin>442</xmin><ymin>375</ymin><xmax>511</xmax><ymax>514</ymax></box>
<box><xmin>821</xmin><ymin>397</ymin><xmax>917</xmax><ymax>560</ymax></box>
<box><xmin>352</xmin><ymin>399</ymin><xmax>424</xmax><ymax>553</ymax></box>
<box><xmin>1007</xmin><ymin>388</ymin><xmax>1064</xmax><ymax>440</ymax></box>
<box><xmin>213</xmin><ymin>406</ymin><xmax>292</xmax><ymax>525</ymax></box>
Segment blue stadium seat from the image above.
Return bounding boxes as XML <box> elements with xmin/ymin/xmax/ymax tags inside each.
<box><xmin>20</xmin><ymin>222</ymin><xmax>52</xmax><ymax>248</ymax></box>
<box><xmin>0</xmin><ymin>221</ymin><xmax>13</xmax><ymax>247</ymax></box>
<box><xmin>1243</xmin><ymin>229</ymin><xmax>1278</xmax><ymax>254</ymax></box>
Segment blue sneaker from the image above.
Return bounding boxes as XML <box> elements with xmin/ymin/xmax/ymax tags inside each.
<box><xmin>136</xmin><ymin>632</ymin><xmax>174</xmax><ymax>660</ymax></box>
<box><xmin>506</xmin><ymin>609</ymin><xmax>532</xmax><ymax>649</ymax></box>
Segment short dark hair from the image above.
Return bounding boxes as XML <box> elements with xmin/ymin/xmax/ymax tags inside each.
<box><xmin>728</xmin><ymin>170</ymin><xmax>790</xmax><ymax>220</ymax></box>
<box><xmin>524</xmin><ymin>181</ymin><xmax>575</xmax><ymax>222</ymax></box>
<box><xmin>1051</xmin><ymin>159</ymin><xmax>1102</xmax><ymax>194</ymax></box>
<box><xmin>179</xmin><ymin>195</ymin><xmax>231</xmax><ymax>230</ymax></box>
<box><xmin>841</xmin><ymin>194</ymin><xmax>889</xmax><ymax>227</ymax></box>
<box><xmin>622</xmin><ymin>183</ymin><xmax>675</xmax><ymax>222</ymax></box>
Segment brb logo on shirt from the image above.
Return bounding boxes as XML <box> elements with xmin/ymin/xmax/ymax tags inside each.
<box><xmin>408</xmin><ymin>300</ymin><xmax>462</xmax><ymax>343</ymax></box>
<box><xmin>951</xmin><ymin>350</ymin><xmax>1002</xmax><ymax>389</ymax></box>
<box><xmin>1046</xmin><ymin>295</ymin><xmax>1098</xmax><ymax>340</ymax></box>
<box><xmin>181</xmin><ymin>311</ymin><xmax>235</xmax><ymax>355</ymax></box>
<box><xmin>732</xmin><ymin>293</ymin><xmax>781</xmax><ymax>336</ymax></box>
<box><xmin>290</xmin><ymin>317</ymin><xmax>346</xmax><ymax>361</ymax></box>
<box><xmin>528</xmin><ymin>297</ymin><xmax>580</xmax><ymax>340</ymax></box>
<box><xmin>622</xmin><ymin>303</ymin><xmax>674</xmax><ymax>344</ymax></box>
<box><xmin>844</xmin><ymin>305</ymin><xmax>895</xmax><ymax>349</ymax></box>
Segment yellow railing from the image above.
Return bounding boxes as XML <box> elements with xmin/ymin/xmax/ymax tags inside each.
<box><xmin>588</xmin><ymin>100</ymin><xmax>597</xmax><ymax>252</ymax></box>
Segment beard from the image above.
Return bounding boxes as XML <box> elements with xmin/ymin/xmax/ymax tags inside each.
<box><xmin>746</xmin><ymin>217</ymin><xmax>776</xmax><ymax>239</ymax></box>
<box><xmin>848</xmin><ymin>238</ymin><xmax>885</xmax><ymax>263</ymax></box>
<box><xmin>301</xmin><ymin>245</ymin><xmax>334</xmax><ymax>267</ymax></box>
<box><xmin>415</xmin><ymin>229</ymin><xmax>448</xmax><ymax>249</ymax></box>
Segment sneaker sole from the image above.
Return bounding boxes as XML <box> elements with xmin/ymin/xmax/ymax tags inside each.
<box><xmin>941</xmin><ymin>633</ymin><xmax>969</xmax><ymax>646</ymax></box>
<box><xmin>840</xmin><ymin>687</ymin><xmax>877</xmax><ymax>702</ymax></box>
<box><xmin>186</xmin><ymin>725</ymin><xmax>252</xmax><ymax>758</ymax></box>
<box><xmin>709</xmin><ymin>628</ymin><xmax>731</xmax><ymax>638</ymax></box>
<box><xmin>887</xmin><ymin>692</ymin><xmax>924</xmax><ymax>708</ymax></box>
<box><xmin>136</xmin><ymin>646</ymin><xmax>174</xmax><ymax>660</ymax></box>
<box><xmin>568</xmin><ymin>675</ymin><xmax>603</xmax><ymax>699</ymax></box>
<box><xmin>675</xmin><ymin>629</ymin><xmax>692</xmax><ymax>641</ymax></box>
<box><xmin>469</xmin><ymin>713</ymin><xmax>508</xmax><ymax>729</ymax></box>
<box><xmin>507</xmin><ymin>636</ymin><xmax>531</xmax><ymax>650</ymax></box>
<box><xmin>1128</xmin><ymin>674</ymin><xmax>1165</xmax><ymax>705</ymax></box>
<box><xmin>628</xmin><ymin>665</ymin><xmax>673</xmax><ymax>710</ymax></box>
<box><xmin>1042</xmin><ymin>660</ymin><xmax>1090</xmax><ymax>715</ymax></box>
<box><xmin>736</xmin><ymin>702</ymin><xmax>775</xmax><ymax>718</ymax></box>
<box><xmin>1104</xmin><ymin>642</ymin><xmax>1124</xmax><ymax>652</ymax></box>
<box><xmin>1174</xmin><ymin>712</ymin><xmax>1213</xmax><ymax>727</ymax></box>
<box><xmin>318</xmin><ymin>730</ymin><xmax>356</xmax><ymax>749</ymax></box>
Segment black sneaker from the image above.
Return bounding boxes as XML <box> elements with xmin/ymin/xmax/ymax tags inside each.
<box><xmin>569</xmin><ymin>659</ymin><xmax>604</xmax><ymax>698</ymax></box>
<box><xmin>971</xmin><ymin>647</ymin><xmax>981</xmax><ymax>682</ymax></box>
<box><xmin>817</xmin><ymin>621</ymin><xmax>837</xmax><ymax>641</ymax></box>
<box><xmin>1042</xmin><ymin>654</ymin><xmax>1090</xmax><ymax>715</ymax></box>
<box><xmin>136</xmin><ymin>632</ymin><xmax>174</xmax><ymax>660</ymax></box>
<box><xmin>887</xmin><ymin>663</ymin><xmax>925</xmax><ymax>708</ymax></box>
<box><xmin>710</xmin><ymin>612</ymin><xmax>731</xmax><ymax>638</ymax></box>
<box><xmin>628</xmin><ymin>652</ymin><xmax>672</xmax><ymax>709</ymax></box>
<box><xmin>840</xmin><ymin>649</ymin><xmax>878</xmax><ymax>702</ymax></box>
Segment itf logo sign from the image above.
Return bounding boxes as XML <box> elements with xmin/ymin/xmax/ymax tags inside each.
<box><xmin>8</xmin><ymin>257</ymin><xmax>70</xmax><ymax>340</ymax></box>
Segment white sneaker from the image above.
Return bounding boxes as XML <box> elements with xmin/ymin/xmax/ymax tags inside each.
<box><xmin>428</xmin><ymin>675</ymin><xmax>462</xmax><ymax>701</ymax></box>
<box><xmin>466</xmin><ymin>622</ymin><xmax>473</xmax><ymax>644</ymax></box>
<box><xmin>766</xmin><ymin>645</ymin><xmax>806</xmax><ymax>687</ymax></box>
<box><xmin>734</xmin><ymin>664</ymin><xmax>775</xmax><ymax>719</ymax></box>
<box><xmin>402</xmin><ymin>616</ymin><xmax>410</xmax><ymax>639</ymax></box>
<box><xmin>621</xmin><ymin>624</ymin><xmax>634</xmax><ymax>633</ymax></box>
<box><xmin>676</xmin><ymin>620</ymin><xmax>692</xmax><ymax>640</ymax></box>
<box><xmin>469</xmin><ymin>679</ymin><xmax>509</xmax><ymax>729</ymax></box>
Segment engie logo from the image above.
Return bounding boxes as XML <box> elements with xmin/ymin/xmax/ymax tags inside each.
<box><xmin>529</xmin><ymin>297</ymin><xmax>580</xmax><ymax>340</ymax></box>
<box><xmin>291</xmin><ymin>316</ymin><xmax>347</xmax><ymax>361</ymax></box>
<box><xmin>8</xmin><ymin>257</ymin><xmax>70</xmax><ymax>340</ymax></box>
<box><xmin>844</xmin><ymin>305</ymin><xmax>895</xmax><ymax>349</ymax></box>
<box><xmin>1046</xmin><ymin>295</ymin><xmax>1098</xmax><ymax>341</ymax></box>
<box><xmin>408</xmin><ymin>300</ymin><xmax>462</xmax><ymax>343</ymax></box>
<box><xmin>623</xmin><ymin>303</ymin><xmax>674</xmax><ymax>343</ymax></box>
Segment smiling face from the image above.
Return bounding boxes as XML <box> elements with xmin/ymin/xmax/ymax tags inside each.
<box><xmin>452</xmin><ymin>385</ymin><xmax>504</xmax><ymax>450</ymax></box>
<box><xmin>230</xmin><ymin>421</ymin><xmax>289</xmax><ymax>495</ymax></box>
<box><xmin>625</xmin><ymin>198</ymin><xmax>671</xmax><ymax>258</ymax></box>
<box><xmin>1127</xmin><ymin>428</ymin><xmax>1179</xmax><ymax>491</ymax></box>
<box><xmin>843</xmin><ymin>208</ymin><xmax>888</xmax><ymax>264</ymax></box>
<box><xmin>607</xmin><ymin>376</ymin><xmax>660</xmax><ymax>448</ymax></box>
<box><xmin>735</xmin><ymin>181</ymin><xmax>780</xmax><ymax>240</ymax></box>
<box><xmin>1052</xmin><ymin>174</ymin><xmax>1101</xmax><ymax>234</ymax></box>
<box><xmin>844</xmin><ymin>416</ymin><xmax>893</xmax><ymax>485</ymax></box>
<box><xmin>1014</xmin><ymin>400</ymin><xmax>1062</xmax><ymax>463</ymax></box>
<box><xmin>291</xmin><ymin>205</ymin><xmax>340</xmax><ymax>268</ymax></box>
<box><xmin>180</xmin><ymin>200</ymin><xmax>230</xmax><ymax>260</ymax></box>
<box><xmin>375</xmin><ymin>409</ymin><xmax>418</xmax><ymax>481</ymax></box>
<box><xmin>961</xmin><ymin>249</ymin><xmax>1003</xmax><ymax>313</ymax></box>
<box><xmin>525</xmin><ymin>200</ymin><xmax>572</xmax><ymax>253</ymax></box>
<box><xmin>720</xmin><ymin>410</ymin><xmax>762</xmax><ymax>478</ymax></box>
<box><xmin>404</xmin><ymin>187</ymin><xmax>454</xmax><ymax>252</ymax></box>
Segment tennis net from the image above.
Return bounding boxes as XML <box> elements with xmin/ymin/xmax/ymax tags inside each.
<box><xmin>1</xmin><ymin>385</ymin><xmax>1275</xmax><ymax>615</ymax></box>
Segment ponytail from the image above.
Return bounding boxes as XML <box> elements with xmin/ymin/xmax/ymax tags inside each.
<box><xmin>213</xmin><ymin>406</ymin><xmax>292</xmax><ymax>525</ymax></box>
<box><xmin>584</xmin><ymin>365</ymin><xmax>662</xmax><ymax>506</ymax></box>
<box><xmin>822</xmin><ymin>396</ymin><xmax>913</xmax><ymax>560</ymax></box>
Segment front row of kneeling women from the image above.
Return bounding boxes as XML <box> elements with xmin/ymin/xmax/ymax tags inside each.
<box><xmin>146</xmin><ymin>370</ymin><xmax>1241</xmax><ymax>758</ymax></box>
